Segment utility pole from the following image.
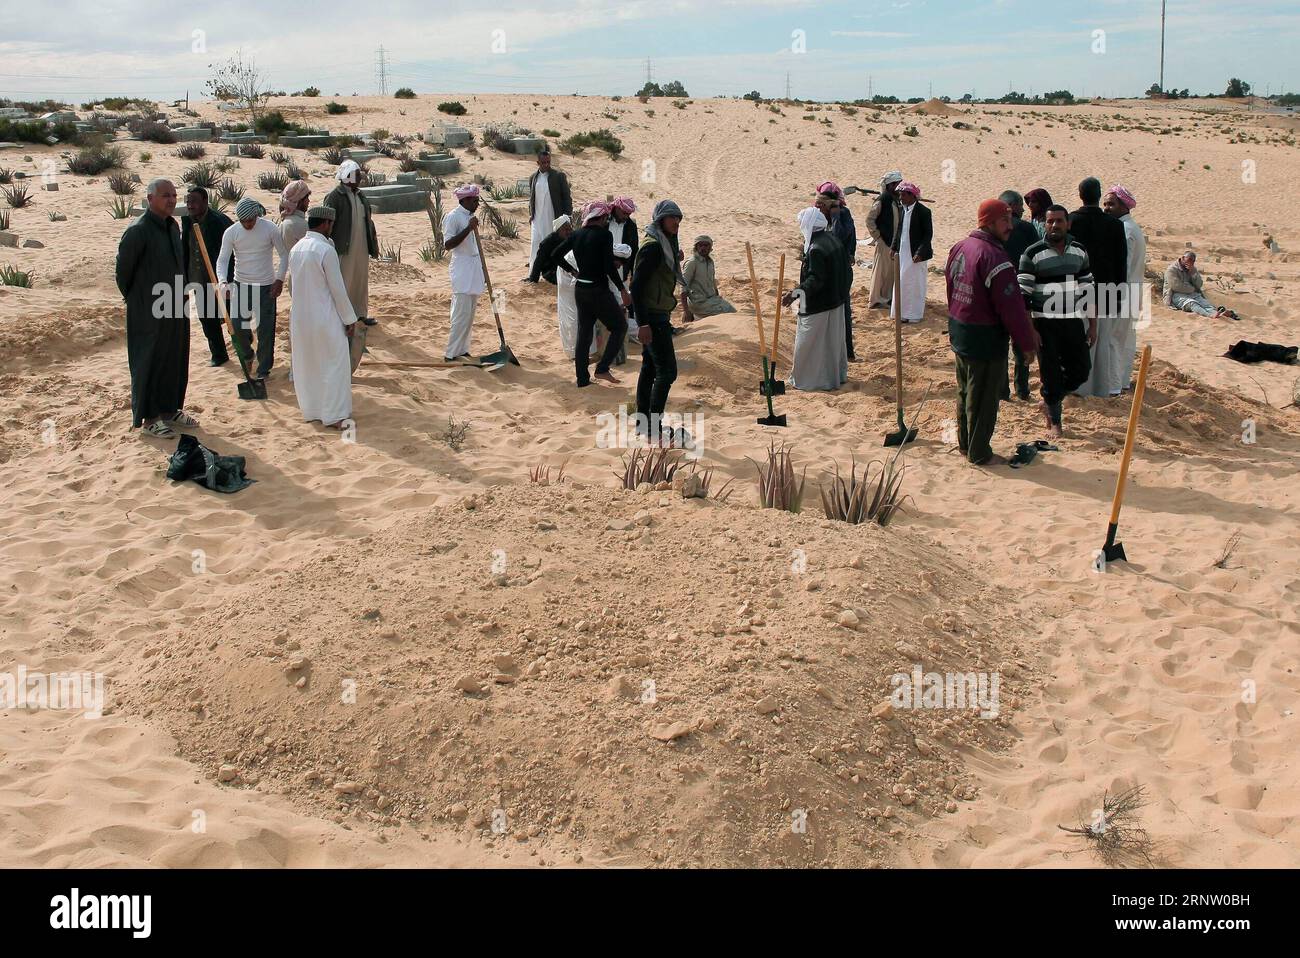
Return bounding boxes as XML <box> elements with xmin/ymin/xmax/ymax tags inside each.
<box><xmin>868</xmin><ymin>75</ymin><xmax>872</xmax><ymax>99</ymax></box>
<box><xmin>1159</xmin><ymin>0</ymin><xmax>1167</xmax><ymax>92</ymax></box>
<box><xmin>645</xmin><ymin>58</ymin><xmax>653</xmax><ymax>86</ymax></box>
<box><xmin>785</xmin><ymin>72</ymin><xmax>791</xmax><ymax>100</ymax></box>
<box><xmin>375</xmin><ymin>44</ymin><xmax>389</xmax><ymax>96</ymax></box>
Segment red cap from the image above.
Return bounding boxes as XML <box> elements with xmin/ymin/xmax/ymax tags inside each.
<box><xmin>978</xmin><ymin>198</ymin><xmax>1011</xmax><ymax>228</ymax></box>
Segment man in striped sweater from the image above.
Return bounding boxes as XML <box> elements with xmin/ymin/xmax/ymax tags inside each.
<box><xmin>1018</xmin><ymin>205</ymin><xmax>1097</xmax><ymax>438</ymax></box>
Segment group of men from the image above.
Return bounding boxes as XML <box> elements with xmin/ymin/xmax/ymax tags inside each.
<box><xmin>945</xmin><ymin>177</ymin><xmax>1152</xmax><ymax>464</ymax></box>
<box><xmin>117</xmin><ymin>162</ymin><xmax>380</xmax><ymax>437</ymax></box>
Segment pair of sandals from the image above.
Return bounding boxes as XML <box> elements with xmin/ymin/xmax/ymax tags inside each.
<box><xmin>141</xmin><ymin>410</ymin><xmax>198</xmax><ymax>439</ymax></box>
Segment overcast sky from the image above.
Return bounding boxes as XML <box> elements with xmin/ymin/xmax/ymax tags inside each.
<box><xmin>2</xmin><ymin>0</ymin><xmax>1296</xmax><ymax>106</ymax></box>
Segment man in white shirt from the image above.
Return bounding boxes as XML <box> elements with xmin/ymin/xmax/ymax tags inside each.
<box><xmin>525</xmin><ymin>149</ymin><xmax>572</xmax><ymax>279</ymax></box>
<box><xmin>289</xmin><ymin>206</ymin><xmax>357</xmax><ymax>428</ymax></box>
<box><xmin>1103</xmin><ymin>184</ymin><xmax>1147</xmax><ymax>394</ymax></box>
<box><xmin>442</xmin><ymin>184</ymin><xmax>486</xmax><ymax>361</ymax></box>
<box><xmin>216</xmin><ymin>197</ymin><xmax>289</xmax><ymax>379</ymax></box>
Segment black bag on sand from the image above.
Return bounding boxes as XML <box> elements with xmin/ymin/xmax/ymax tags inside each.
<box><xmin>1225</xmin><ymin>340</ymin><xmax>1298</xmax><ymax>365</ymax></box>
<box><xmin>166</xmin><ymin>434</ymin><xmax>254</xmax><ymax>494</ymax></box>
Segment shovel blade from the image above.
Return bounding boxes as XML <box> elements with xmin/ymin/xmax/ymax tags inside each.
<box><xmin>758</xmin><ymin>414</ymin><xmax>788</xmax><ymax>428</ymax></box>
<box><xmin>1103</xmin><ymin>541</ymin><xmax>1128</xmax><ymax>563</ymax></box>
<box><xmin>759</xmin><ymin>379</ymin><xmax>787</xmax><ymax>397</ymax></box>
<box><xmin>237</xmin><ymin>378</ymin><xmax>268</xmax><ymax>400</ymax></box>
<box><xmin>883</xmin><ymin>426</ymin><xmax>917</xmax><ymax>447</ymax></box>
<box><xmin>477</xmin><ymin>346</ymin><xmax>520</xmax><ymax>370</ymax></box>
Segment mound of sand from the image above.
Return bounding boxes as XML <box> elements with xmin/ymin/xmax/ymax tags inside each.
<box><xmin>114</xmin><ymin>483</ymin><xmax>1036</xmax><ymax>867</ymax></box>
<box><xmin>903</xmin><ymin>98</ymin><xmax>963</xmax><ymax>117</ymax></box>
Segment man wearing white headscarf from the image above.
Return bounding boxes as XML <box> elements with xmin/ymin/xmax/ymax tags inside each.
<box><xmin>324</xmin><ymin>159</ymin><xmax>379</xmax><ymax>373</ymax></box>
<box><xmin>289</xmin><ymin>206</ymin><xmax>357</xmax><ymax>428</ymax></box>
<box><xmin>867</xmin><ymin>171</ymin><xmax>902</xmax><ymax>308</ymax></box>
<box><xmin>442</xmin><ymin>184</ymin><xmax>486</xmax><ymax>361</ymax></box>
<box><xmin>1103</xmin><ymin>184</ymin><xmax>1146</xmax><ymax>393</ymax></box>
<box><xmin>782</xmin><ymin>207</ymin><xmax>849</xmax><ymax>391</ymax></box>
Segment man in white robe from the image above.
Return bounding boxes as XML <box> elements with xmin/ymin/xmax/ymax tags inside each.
<box><xmin>891</xmin><ymin>181</ymin><xmax>932</xmax><ymax>324</ymax></box>
<box><xmin>525</xmin><ymin>149</ymin><xmax>571</xmax><ymax>278</ymax></box>
<box><xmin>1103</xmin><ymin>184</ymin><xmax>1146</xmax><ymax>393</ymax></box>
<box><xmin>443</xmin><ymin>184</ymin><xmax>486</xmax><ymax>360</ymax></box>
<box><xmin>289</xmin><ymin>207</ymin><xmax>357</xmax><ymax>427</ymax></box>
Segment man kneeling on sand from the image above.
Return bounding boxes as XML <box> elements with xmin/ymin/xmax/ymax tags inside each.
<box><xmin>681</xmin><ymin>236</ymin><xmax>736</xmax><ymax>322</ymax></box>
<box><xmin>1164</xmin><ymin>251</ymin><xmax>1239</xmax><ymax>320</ymax></box>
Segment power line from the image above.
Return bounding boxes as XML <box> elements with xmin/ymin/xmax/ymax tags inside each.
<box><xmin>375</xmin><ymin>45</ymin><xmax>389</xmax><ymax>96</ymax></box>
<box><xmin>644</xmin><ymin>58</ymin><xmax>653</xmax><ymax>86</ymax></box>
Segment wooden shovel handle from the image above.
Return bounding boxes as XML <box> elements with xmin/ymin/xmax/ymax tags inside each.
<box><xmin>771</xmin><ymin>253</ymin><xmax>785</xmax><ymax>363</ymax></box>
<box><xmin>1108</xmin><ymin>344</ymin><xmax>1153</xmax><ymax>526</ymax></box>
<box><xmin>192</xmin><ymin>223</ymin><xmax>254</xmax><ymax>379</ymax></box>
<box><xmin>745</xmin><ymin>242</ymin><xmax>767</xmax><ymax>359</ymax></box>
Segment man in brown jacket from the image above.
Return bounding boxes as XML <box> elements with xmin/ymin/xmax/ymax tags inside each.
<box><xmin>526</xmin><ymin>149</ymin><xmax>573</xmax><ymax>279</ymax></box>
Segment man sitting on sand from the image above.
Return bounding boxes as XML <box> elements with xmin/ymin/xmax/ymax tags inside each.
<box><xmin>681</xmin><ymin>236</ymin><xmax>736</xmax><ymax>321</ymax></box>
<box><xmin>945</xmin><ymin>199</ymin><xmax>1039</xmax><ymax>466</ymax></box>
<box><xmin>1164</xmin><ymin>251</ymin><xmax>1239</xmax><ymax>319</ymax></box>
<box><xmin>1018</xmin><ymin>205</ymin><xmax>1096</xmax><ymax>439</ymax></box>
<box><xmin>288</xmin><ymin>206</ymin><xmax>357</xmax><ymax>429</ymax></box>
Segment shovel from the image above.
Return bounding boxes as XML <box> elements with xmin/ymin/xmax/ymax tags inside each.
<box><xmin>193</xmin><ymin>223</ymin><xmax>267</xmax><ymax>400</ymax></box>
<box><xmin>473</xmin><ymin>224</ymin><xmax>520</xmax><ymax>371</ymax></box>
<box><xmin>765</xmin><ymin>253</ymin><xmax>787</xmax><ymax>397</ymax></box>
<box><xmin>745</xmin><ymin>242</ymin><xmax>786</xmax><ymax>427</ymax></box>
<box><xmin>1100</xmin><ymin>344</ymin><xmax>1153</xmax><ymax>564</ymax></box>
<box><xmin>883</xmin><ymin>248</ymin><xmax>915</xmax><ymax>446</ymax></box>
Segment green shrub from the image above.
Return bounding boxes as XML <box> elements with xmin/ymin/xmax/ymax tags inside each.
<box><xmin>295</xmin><ymin>86</ymin><xmax>320</xmax><ymax>97</ymax></box>
<box><xmin>437</xmin><ymin>101</ymin><xmax>467</xmax><ymax>116</ymax></box>
<box><xmin>67</xmin><ymin>144</ymin><xmax>125</xmax><ymax>175</ymax></box>
<box><xmin>3</xmin><ymin>183</ymin><xmax>33</xmax><ymax>208</ymax></box>
<box><xmin>0</xmin><ymin>263</ymin><xmax>35</xmax><ymax>288</ymax></box>
<box><xmin>559</xmin><ymin>129</ymin><xmax>623</xmax><ymax>156</ymax></box>
<box><xmin>239</xmin><ymin>142</ymin><xmax>266</xmax><ymax>159</ymax></box>
<box><xmin>135</xmin><ymin>120</ymin><xmax>177</xmax><ymax>143</ymax></box>
<box><xmin>325</xmin><ymin>101</ymin><xmax>348</xmax><ymax>115</ymax></box>
<box><xmin>0</xmin><ymin>168</ymin><xmax>12</xmax><ymax>184</ymax></box>
<box><xmin>217</xmin><ymin>178</ymin><xmax>245</xmax><ymax>202</ymax></box>
<box><xmin>542</xmin><ymin>128</ymin><xmax>561</xmax><ymax>138</ymax></box>
<box><xmin>257</xmin><ymin>170</ymin><xmax>289</xmax><ymax>192</ymax></box>
<box><xmin>321</xmin><ymin>146</ymin><xmax>344</xmax><ymax>165</ymax></box>
<box><xmin>269</xmin><ymin>149</ymin><xmax>289</xmax><ymax>165</ymax></box>
<box><xmin>184</xmin><ymin>162</ymin><xmax>219</xmax><ymax>189</ymax></box>
<box><xmin>175</xmin><ymin>142</ymin><xmax>206</xmax><ymax>160</ymax></box>
<box><xmin>394</xmin><ymin>88</ymin><xmax>416</xmax><ymax>99</ymax></box>
<box><xmin>107</xmin><ymin>197</ymin><xmax>132</xmax><ymax>219</ymax></box>
<box><xmin>107</xmin><ymin>172</ymin><xmax>137</xmax><ymax>195</ymax></box>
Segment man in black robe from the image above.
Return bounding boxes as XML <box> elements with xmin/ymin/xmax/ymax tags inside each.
<box><xmin>115</xmin><ymin>178</ymin><xmax>194</xmax><ymax>438</ymax></box>
<box><xmin>180</xmin><ymin>186</ymin><xmax>234</xmax><ymax>366</ymax></box>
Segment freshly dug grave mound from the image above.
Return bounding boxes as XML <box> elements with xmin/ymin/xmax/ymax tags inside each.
<box><xmin>118</xmin><ymin>482</ymin><xmax>1040</xmax><ymax>866</ymax></box>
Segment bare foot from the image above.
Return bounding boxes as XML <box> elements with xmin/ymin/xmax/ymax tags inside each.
<box><xmin>1048</xmin><ymin>422</ymin><xmax>1063</xmax><ymax>440</ymax></box>
<box><xmin>1037</xmin><ymin>400</ymin><xmax>1054</xmax><ymax>431</ymax></box>
<box><xmin>594</xmin><ymin>370</ymin><xmax>621</xmax><ymax>385</ymax></box>
<box><xmin>974</xmin><ymin>453</ymin><xmax>1009</xmax><ymax>467</ymax></box>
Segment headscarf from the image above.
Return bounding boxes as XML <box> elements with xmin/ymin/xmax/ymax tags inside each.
<box><xmin>336</xmin><ymin>160</ymin><xmax>361</xmax><ymax>185</ymax></box>
<box><xmin>1024</xmin><ymin>188</ymin><xmax>1052</xmax><ymax>208</ymax></box>
<box><xmin>694</xmin><ymin>235</ymin><xmax>713</xmax><ymax>247</ymax></box>
<box><xmin>880</xmin><ymin>170</ymin><xmax>903</xmax><ymax>188</ymax></box>
<box><xmin>644</xmin><ymin>199</ymin><xmax>686</xmax><ymax>290</ymax></box>
<box><xmin>978</xmin><ymin>198</ymin><xmax>1011</xmax><ymax>229</ymax></box>
<box><xmin>1108</xmin><ymin>184</ymin><xmax>1137</xmax><ymax>210</ymax></box>
<box><xmin>897</xmin><ymin>181</ymin><xmax>921</xmax><ymax>199</ymax></box>
<box><xmin>279</xmin><ymin>179</ymin><xmax>310</xmax><ymax>217</ymax></box>
<box><xmin>581</xmin><ymin>200</ymin><xmax>612</xmax><ymax>225</ymax></box>
<box><xmin>612</xmin><ymin>242</ymin><xmax>633</xmax><ymax>260</ymax></box>
<box><xmin>235</xmin><ymin>197</ymin><xmax>265</xmax><ymax>221</ymax></box>
<box><xmin>307</xmin><ymin>205</ymin><xmax>336</xmax><ymax>222</ymax></box>
<box><xmin>612</xmin><ymin>196</ymin><xmax>636</xmax><ymax>214</ymax></box>
<box><xmin>453</xmin><ymin>183</ymin><xmax>481</xmax><ymax>199</ymax></box>
<box><xmin>797</xmin><ymin>206</ymin><xmax>828</xmax><ymax>252</ymax></box>
<box><xmin>552</xmin><ymin>213</ymin><xmax>571</xmax><ymax>231</ymax></box>
<box><xmin>816</xmin><ymin>180</ymin><xmax>844</xmax><ymax>201</ymax></box>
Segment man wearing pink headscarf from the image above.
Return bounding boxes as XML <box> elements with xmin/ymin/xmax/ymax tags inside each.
<box><xmin>279</xmin><ymin>180</ymin><xmax>312</xmax><ymax>254</ymax></box>
<box><xmin>890</xmin><ymin>182</ymin><xmax>932</xmax><ymax>324</ymax></box>
<box><xmin>608</xmin><ymin>197</ymin><xmax>639</xmax><ymax>364</ymax></box>
<box><xmin>1103</xmin><ymin>184</ymin><xmax>1146</xmax><ymax>392</ymax></box>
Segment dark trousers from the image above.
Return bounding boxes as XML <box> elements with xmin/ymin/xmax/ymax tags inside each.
<box><xmin>954</xmin><ymin>352</ymin><xmax>1005</xmax><ymax>464</ymax></box>
<box><xmin>232</xmin><ymin>282</ymin><xmax>276</xmax><ymax>378</ymax></box>
<box><xmin>574</xmin><ymin>283</ymin><xmax>626</xmax><ymax>385</ymax></box>
<box><xmin>636</xmin><ymin>312</ymin><xmax>677</xmax><ymax>426</ymax></box>
<box><xmin>192</xmin><ymin>283</ymin><xmax>229</xmax><ymax>364</ymax></box>
<box><xmin>844</xmin><ymin>266</ymin><xmax>855</xmax><ymax>358</ymax></box>
<box><xmin>1034</xmin><ymin>316</ymin><xmax>1091</xmax><ymax>424</ymax></box>
<box><xmin>999</xmin><ymin>342</ymin><xmax>1031</xmax><ymax>400</ymax></box>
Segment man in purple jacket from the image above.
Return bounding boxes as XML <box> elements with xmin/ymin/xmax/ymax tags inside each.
<box><xmin>944</xmin><ymin>199</ymin><xmax>1040</xmax><ymax>466</ymax></box>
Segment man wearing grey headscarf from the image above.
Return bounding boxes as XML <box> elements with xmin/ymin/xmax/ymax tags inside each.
<box><xmin>630</xmin><ymin>200</ymin><xmax>686</xmax><ymax>440</ymax></box>
<box><xmin>216</xmin><ymin>196</ymin><xmax>289</xmax><ymax>379</ymax></box>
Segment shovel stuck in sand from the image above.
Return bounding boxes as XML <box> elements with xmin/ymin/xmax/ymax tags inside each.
<box><xmin>884</xmin><ymin>249</ymin><xmax>916</xmax><ymax>447</ymax></box>
<box><xmin>745</xmin><ymin>242</ymin><xmax>787</xmax><ymax>427</ymax></box>
<box><xmin>473</xmin><ymin>225</ymin><xmax>520</xmax><ymax>371</ymax></box>
<box><xmin>192</xmin><ymin>223</ymin><xmax>267</xmax><ymax>401</ymax></box>
<box><xmin>1100</xmin><ymin>344</ymin><xmax>1153</xmax><ymax>564</ymax></box>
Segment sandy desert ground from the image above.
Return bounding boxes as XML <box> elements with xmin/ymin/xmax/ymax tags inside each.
<box><xmin>1</xmin><ymin>93</ymin><xmax>1297</xmax><ymax>868</ymax></box>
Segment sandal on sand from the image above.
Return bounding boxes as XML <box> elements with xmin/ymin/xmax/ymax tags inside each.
<box><xmin>168</xmin><ymin>410</ymin><xmax>199</xmax><ymax>428</ymax></box>
<box><xmin>141</xmin><ymin>421</ymin><xmax>175</xmax><ymax>438</ymax></box>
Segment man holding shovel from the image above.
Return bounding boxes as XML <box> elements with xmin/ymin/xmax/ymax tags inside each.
<box><xmin>442</xmin><ymin>184</ymin><xmax>485</xmax><ymax>361</ymax></box>
<box><xmin>944</xmin><ymin>199</ymin><xmax>1039</xmax><ymax>466</ymax></box>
